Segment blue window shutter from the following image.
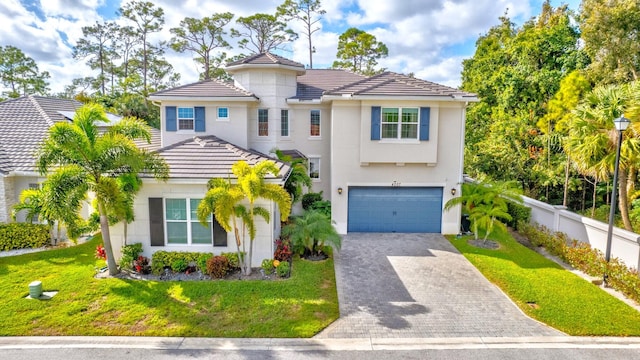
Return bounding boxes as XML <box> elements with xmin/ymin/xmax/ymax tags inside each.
<box><xmin>419</xmin><ymin>107</ymin><xmax>430</xmax><ymax>141</ymax></box>
<box><xmin>371</xmin><ymin>106</ymin><xmax>381</xmax><ymax>140</ymax></box>
<box><xmin>166</xmin><ymin>106</ymin><xmax>177</xmax><ymax>132</ymax></box>
<box><xmin>194</xmin><ymin>106</ymin><xmax>205</xmax><ymax>132</ymax></box>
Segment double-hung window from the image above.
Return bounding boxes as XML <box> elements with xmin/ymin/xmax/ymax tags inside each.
<box><xmin>165</xmin><ymin>198</ymin><xmax>212</xmax><ymax>245</ymax></box>
<box><xmin>178</xmin><ymin>107</ymin><xmax>194</xmax><ymax>130</ymax></box>
<box><xmin>381</xmin><ymin>107</ymin><xmax>419</xmax><ymax>139</ymax></box>
<box><xmin>310</xmin><ymin>110</ymin><xmax>320</xmax><ymax>137</ymax></box>
<box><xmin>258</xmin><ymin>109</ymin><xmax>269</xmax><ymax>136</ymax></box>
<box><xmin>281</xmin><ymin>109</ymin><xmax>289</xmax><ymax>137</ymax></box>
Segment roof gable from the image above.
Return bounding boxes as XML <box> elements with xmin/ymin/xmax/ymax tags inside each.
<box><xmin>325</xmin><ymin>72</ymin><xmax>476</xmax><ymax>99</ymax></box>
<box><xmin>293</xmin><ymin>69</ymin><xmax>366</xmax><ymax>100</ymax></box>
<box><xmin>227</xmin><ymin>52</ymin><xmax>305</xmax><ymax>68</ymax></box>
<box><xmin>152</xmin><ymin>135</ymin><xmax>290</xmax><ymax>181</ymax></box>
<box><xmin>149</xmin><ymin>79</ymin><xmax>257</xmax><ymax>99</ymax></box>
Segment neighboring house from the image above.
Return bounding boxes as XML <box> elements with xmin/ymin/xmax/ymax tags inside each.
<box><xmin>111</xmin><ymin>52</ymin><xmax>476</xmax><ymax>263</ymax></box>
<box><xmin>0</xmin><ymin>95</ymin><xmax>133</xmax><ymax>225</ymax></box>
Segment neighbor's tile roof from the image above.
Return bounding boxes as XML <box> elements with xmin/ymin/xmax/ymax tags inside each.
<box><xmin>133</xmin><ymin>127</ymin><xmax>162</xmax><ymax>152</ymax></box>
<box><xmin>149</xmin><ymin>79</ymin><xmax>257</xmax><ymax>99</ymax></box>
<box><xmin>151</xmin><ymin>135</ymin><xmax>290</xmax><ymax>181</ymax></box>
<box><xmin>293</xmin><ymin>69</ymin><xmax>366</xmax><ymax>100</ymax></box>
<box><xmin>324</xmin><ymin>71</ymin><xmax>476</xmax><ymax>99</ymax></box>
<box><xmin>227</xmin><ymin>52</ymin><xmax>305</xmax><ymax>68</ymax></box>
<box><xmin>0</xmin><ymin>96</ymin><xmax>82</xmax><ymax>173</ymax></box>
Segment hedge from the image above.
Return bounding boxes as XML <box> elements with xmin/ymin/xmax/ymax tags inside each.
<box><xmin>518</xmin><ymin>221</ymin><xmax>640</xmax><ymax>304</ymax></box>
<box><xmin>506</xmin><ymin>201</ymin><xmax>531</xmax><ymax>230</ymax></box>
<box><xmin>151</xmin><ymin>251</ymin><xmax>209</xmax><ymax>275</ymax></box>
<box><xmin>0</xmin><ymin>223</ymin><xmax>50</xmax><ymax>251</ymax></box>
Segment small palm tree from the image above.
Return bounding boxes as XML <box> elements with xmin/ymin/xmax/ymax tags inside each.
<box><xmin>273</xmin><ymin>149</ymin><xmax>312</xmax><ymax>204</ymax></box>
<box><xmin>36</xmin><ymin>103</ymin><xmax>168</xmax><ymax>275</ymax></box>
<box><xmin>282</xmin><ymin>210</ymin><xmax>341</xmax><ymax>258</ymax></box>
<box><xmin>198</xmin><ymin>160</ymin><xmax>291</xmax><ymax>275</ymax></box>
<box><xmin>444</xmin><ymin>180</ymin><xmax>522</xmax><ymax>241</ymax></box>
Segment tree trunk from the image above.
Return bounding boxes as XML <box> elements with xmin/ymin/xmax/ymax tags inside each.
<box><xmin>563</xmin><ymin>158</ymin><xmax>570</xmax><ymax>207</ymax></box>
<box><xmin>591</xmin><ymin>179</ymin><xmax>597</xmax><ymax>217</ymax></box>
<box><xmin>618</xmin><ymin>169</ymin><xmax>634</xmax><ymax>232</ymax></box>
<box><xmin>98</xmin><ymin>201</ymin><xmax>119</xmax><ymax>275</ymax></box>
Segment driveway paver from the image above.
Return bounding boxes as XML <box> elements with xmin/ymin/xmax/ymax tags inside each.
<box><xmin>315</xmin><ymin>233</ymin><xmax>564</xmax><ymax>338</ymax></box>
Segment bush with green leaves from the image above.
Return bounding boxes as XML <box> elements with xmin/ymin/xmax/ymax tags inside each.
<box><xmin>302</xmin><ymin>192</ymin><xmax>323</xmax><ymax>210</ymax></box>
<box><xmin>276</xmin><ymin>261</ymin><xmax>290</xmax><ymax>278</ymax></box>
<box><xmin>506</xmin><ymin>201</ymin><xmax>531</xmax><ymax>230</ymax></box>
<box><xmin>119</xmin><ymin>243</ymin><xmax>143</xmax><ymax>271</ymax></box>
<box><xmin>171</xmin><ymin>258</ymin><xmax>189</xmax><ymax>273</ymax></box>
<box><xmin>151</xmin><ymin>251</ymin><xmax>202</xmax><ymax>274</ymax></box>
<box><xmin>197</xmin><ymin>253</ymin><xmax>213</xmax><ymax>273</ymax></box>
<box><xmin>518</xmin><ymin>222</ymin><xmax>640</xmax><ymax>304</ymax></box>
<box><xmin>221</xmin><ymin>251</ymin><xmax>242</xmax><ymax>271</ymax></box>
<box><xmin>0</xmin><ymin>223</ymin><xmax>49</xmax><ymax>251</ymax></box>
<box><xmin>206</xmin><ymin>255</ymin><xmax>229</xmax><ymax>279</ymax></box>
<box><xmin>261</xmin><ymin>259</ymin><xmax>275</xmax><ymax>275</ymax></box>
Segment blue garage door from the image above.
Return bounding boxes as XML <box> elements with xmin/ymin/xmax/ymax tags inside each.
<box><xmin>348</xmin><ymin>187</ymin><xmax>443</xmax><ymax>233</ymax></box>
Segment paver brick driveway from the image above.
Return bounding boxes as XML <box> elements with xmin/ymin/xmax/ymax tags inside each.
<box><xmin>315</xmin><ymin>233</ymin><xmax>564</xmax><ymax>338</ymax></box>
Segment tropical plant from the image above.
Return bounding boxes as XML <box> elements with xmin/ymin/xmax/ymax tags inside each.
<box><xmin>273</xmin><ymin>148</ymin><xmax>312</xmax><ymax>204</ymax></box>
<box><xmin>282</xmin><ymin>210</ymin><xmax>341</xmax><ymax>257</ymax></box>
<box><xmin>36</xmin><ymin>103</ymin><xmax>168</xmax><ymax>275</ymax></box>
<box><xmin>197</xmin><ymin>160</ymin><xmax>292</xmax><ymax>275</ymax></box>
<box><xmin>444</xmin><ymin>181</ymin><xmax>523</xmax><ymax>241</ymax></box>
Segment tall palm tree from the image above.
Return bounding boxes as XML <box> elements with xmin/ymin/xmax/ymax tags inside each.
<box><xmin>197</xmin><ymin>160</ymin><xmax>291</xmax><ymax>275</ymax></box>
<box><xmin>565</xmin><ymin>83</ymin><xmax>640</xmax><ymax>231</ymax></box>
<box><xmin>36</xmin><ymin>103</ymin><xmax>168</xmax><ymax>275</ymax></box>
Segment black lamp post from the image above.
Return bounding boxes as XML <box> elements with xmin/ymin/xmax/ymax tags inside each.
<box><xmin>604</xmin><ymin>114</ymin><xmax>631</xmax><ymax>286</ymax></box>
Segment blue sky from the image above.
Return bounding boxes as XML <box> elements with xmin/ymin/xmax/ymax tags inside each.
<box><xmin>1</xmin><ymin>0</ymin><xmax>581</xmax><ymax>94</ymax></box>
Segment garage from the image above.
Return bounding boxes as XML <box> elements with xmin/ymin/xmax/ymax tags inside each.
<box><xmin>347</xmin><ymin>187</ymin><xmax>443</xmax><ymax>233</ymax></box>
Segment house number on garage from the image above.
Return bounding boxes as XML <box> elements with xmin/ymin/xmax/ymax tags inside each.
<box><xmin>391</xmin><ymin>181</ymin><xmax>401</xmax><ymax>187</ymax></box>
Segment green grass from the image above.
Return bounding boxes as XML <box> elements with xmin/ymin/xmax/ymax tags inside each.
<box><xmin>0</xmin><ymin>236</ymin><xmax>338</xmax><ymax>337</ymax></box>
<box><xmin>448</xmin><ymin>231</ymin><xmax>640</xmax><ymax>336</ymax></box>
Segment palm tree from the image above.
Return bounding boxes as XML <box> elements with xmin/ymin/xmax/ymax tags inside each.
<box><xmin>36</xmin><ymin>103</ymin><xmax>168</xmax><ymax>275</ymax></box>
<box><xmin>282</xmin><ymin>210</ymin><xmax>341</xmax><ymax>258</ymax></box>
<box><xmin>197</xmin><ymin>160</ymin><xmax>291</xmax><ymax>275</ymax></box>
<box><xmin>444</xmin><ymin>180</ymin><xmax>522</xmax><ymax>241</ymax></box>
<box><xmin>565</xmin><ymin>83</ymin><xmax>640</xmax><ymax>231</ymax></box>
<box><xmin>273</xmin><ymin>149</ymin><xmax>312</xmax><ymax>204</ymax></box>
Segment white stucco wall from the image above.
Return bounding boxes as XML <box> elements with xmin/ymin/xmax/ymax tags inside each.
<box><xmin>109</xmin><ymin>181</ymin><xmax>278</xmax><ymax>265</ymax></box>
<box><xmin>0</xmin><ymin>174</ymin><xmax>12</xmax><ymax>223</ymax></box>
<box><xmin>160</xmin><ymin>101</ymin><xmax>250</xmax><ymax>149</ymax></box>
<box><xmin>330</xmin><ymin>101</ymin><xmax>466</xmax><ymax>234</ymax></box>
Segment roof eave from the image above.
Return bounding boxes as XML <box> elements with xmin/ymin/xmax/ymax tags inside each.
<box><xmin>147</xmin><ymin>95</ymin><xmax>259</xmax><ymax>102</ymax></box>
<box><xmin>322</xmin><ymin>95</ymin><xmax>479</xmax><ymax>102</ymax></box>
<box><xmin>226</xmin><ymin>63</ymin><xmax>306</xmax><ymax>75</ymax></box>
<box><xmin>286</xmin><ymin>98</ymin><xmax>323</xmax><ymax>104</ymax></box>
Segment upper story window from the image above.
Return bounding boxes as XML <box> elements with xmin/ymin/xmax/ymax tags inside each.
<box><xmin>258</xmin><ymin>108</ymin><xmax>269</xmax><ymax>136</ymax></box>
<box><xmin>281</xmin><ymin>109</ymin><xmax>289</xmax><ymax>137</ymax></box>
<box><xmin>178</xmin><ymin>107</ymin><xmax>194</xmax><ymax>131</ymax></box>
<box><xmin>381</xmin><ymin>107</ymin><xmax>418</xmax><ymax>139</ymax></box>
<box><xmin>217</xmin><ymin>107</ymin><xmax>229</xmax><ymax>120</ymax></box>
<box><xmin>308</xmin><ymin>157</ymin><xmax>320</xmax><ymax>180</ymax></box>
<box><xmin>310</xmin><ymin>110</ymin><xmax>321</xmax><ymax>137</ymax></box>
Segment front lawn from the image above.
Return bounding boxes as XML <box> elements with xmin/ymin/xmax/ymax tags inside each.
<box><xmin>0</xmin><ymin>236</ymin><xmax>338</xmax><ymax>337</ymax></box>
<box><xmin>449</xmin><ymin>231</ymin><xmax>640</xmax><ymax>336</ymax></box>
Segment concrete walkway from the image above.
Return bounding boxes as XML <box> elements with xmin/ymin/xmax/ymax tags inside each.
<box><xmin>315</xmin><ymin>233</ymin><xmax>564</xmax><ymax>338</ymax></box>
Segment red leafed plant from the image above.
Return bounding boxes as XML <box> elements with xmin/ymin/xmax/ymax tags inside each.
<box><xmin>95</xmin><ymin>244</ymin><xmax>107</xmax><ymax>260</ymax></box>
<box><xmin>274</xmin><ymin>238</ymin><xmax>292</xmax><ymax>262</ymax></box>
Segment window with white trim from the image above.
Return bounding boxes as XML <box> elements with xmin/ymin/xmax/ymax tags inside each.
<box><xmin>178</xmin><ymin>107</ymin><xmax>195</xmax><ymax>130</ymax></box>
<box><xmin>381</xmin><ymin>107</ymin><xmax>419</xmax><ymax>139</ymax></box>
<box><xmin>258</xmin><ymin>109</ymin><xmax>269</xmax><ymax>136</ymax></box>
<box><xmin>310</xmin><ymin>109</ymin><xmax>320</xmax><ymax>137</ymax></box>
<box><xmin>165</xmin><ymin>198</ymin><xmax>212</xmax><ymax>245</ymax></box>
<box><xmin>308</xmin><ymin>157</ymin><xmax>320</xmax><ymax>180</ymax></box>
<box><xmin>281</xmin><ymin>109</ymin><xmax>289</xmax><ymax>137</ymax></box>
<box><xmin>217</xmin><ymin>107</ymin><xmax>229</xmax><ymax>120</ymax></box>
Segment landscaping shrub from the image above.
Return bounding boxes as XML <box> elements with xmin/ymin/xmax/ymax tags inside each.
<box><xmin>221</xmin><ymin>251</ymin><xmax>242</xmax><ymax>271</ymax></box>
<box><xmin>274</xmin><ymin>238</ymin><xmax>292</xmax><ymax>262</ymax></box>
<box><xmin>518</xmin><ymin>221</ymin><xmax>640</xmax><ymax>304</ymax></box>
<box><xmin>261</xmin><ymin>259</ymin><xmax>275</xmax><ymax>275</ymax></box>
<box><xmin>310</xmin><ymin>200</ymin><xmax>331</xmax><ymax>219</ymax></box>
<box><xmin>171</xmin><ymin>258</ymin><xmax>189</xmax><ymax>273</ymax></box>
<box><xmin>151</xmin><ymin>251</ymin><xmax>203</xmax><ymax>274</ymax></box>
<box><xmin>276</xmin><ymin>261</ymin><xmax>290</xmax><ymax>278</ymax></box>
<box><xmin>506</xmin><ymin>201</ymin><xmax>531</xmax><ymax>230</ymax></box>
<box><xmin>302</xmin><ymin>192</ymin><xmax>323</xmax><ymax>210</ymax></box>
<box><xmin>206</xmin><ymin>255</ymin><xmax>229</xmax><ymax>279</ymax></box>
<box><xmin>197</xmin><ymin>253</ymin><xmax>213</xmax><ymax>273</ymax></box>
<box><xmin>0</xmin><ymin>223</ymin><xmax>49</xmax><ymax>251</ymax></box>
<box><xmin>119</xmin><ymin>243</ymin><xmax>143</xmax><ymax>271</ymax></box>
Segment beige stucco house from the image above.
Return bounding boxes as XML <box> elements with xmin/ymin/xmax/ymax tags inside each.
<box><xmin>108</xmin><ymin>52</ymin><xmax>476</xmax><ymax>263</ymax></box>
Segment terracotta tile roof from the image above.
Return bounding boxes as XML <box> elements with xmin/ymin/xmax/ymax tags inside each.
<box><xmin>149</xmin><ymin>79</ymin><xmax>257</xmax><ymax>99</ymax></box>
<box><xmin>293</xmin><ymin>69</ymin><xmax>366</xmax><ymax>100</ymax></box>
<box><xmin>151</xmin><ymin>135</ymin><xmax>290</xmax><ymax>181</ymax></box>
<box><xmin>0</xmin><ymin>96</ymin><xmax>82</xmax><ymax>173</ymax></box>
<box><xmin>227</xmin><ymin>52</ymin><xmax>305</xmax><ymax>68</ymax></box>
<box><xmin>325</xmin><ymin>71</ymin><xmax>476</xmax><ymax>99</ymax></box>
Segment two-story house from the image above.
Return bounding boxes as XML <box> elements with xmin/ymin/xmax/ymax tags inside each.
<box><xmin>109</xmin><ymin>52</ymin><xmax>476</xmax><ymax>263</ymax></box>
